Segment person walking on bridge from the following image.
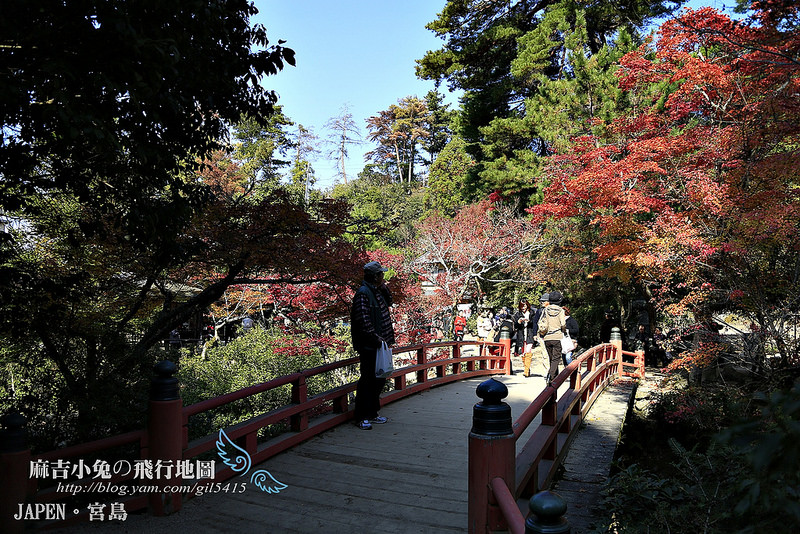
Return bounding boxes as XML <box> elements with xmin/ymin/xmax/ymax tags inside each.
<box><xmin>453</xmin><ymin>310</ymin><xmax>467</xmax><ymax>341</ymax></box>
<box><xmin>351</xmin><ymin>261</ymin><xmax>396</xmax><ymax>430</ymax></box>
<box><xmin>538</xmin><ymin>290</ymin><xmax>567</xmax><ymax>384</ymax></box>
<box><xmin>513</xmin><ymin>299</ymin><xmax>544</xmax><ymax>378</ymax></box>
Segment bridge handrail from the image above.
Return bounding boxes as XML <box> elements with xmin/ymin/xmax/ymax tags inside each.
<box><xmin>513</xmin><ymin>344</ymin><xmax>620</xmax><ymax>498</ymax></box>
<box><xmin>183</xmin><ymin>357</ymin><xmax>360</xmax><ymax>417</ymax></box>
<box><xmin>469</xmin><ymin>341</ymin><xmax>645</xmax><ymax>533</ymax></box>
<box><xmin>511</xmin><ymin>344</ymin><xmax>617</xmax><ymax>440</ymax></box>
<box><xmin>490</xmin><ymin>477</ymin><xmax>526</xmax><ymax>534</ymax></box>
<box><xmin>1</xmin><ymin>338</ymin><xmax>511</xmax><ymax>531</ymax></box>
<box><xmin>183</xmin><ymin>339</ymin><xmax>505</xmax><ymax>416</ymax></box>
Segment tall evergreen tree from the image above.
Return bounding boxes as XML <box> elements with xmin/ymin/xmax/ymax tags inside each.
<box><xmin>365</xmin><ymin>97</ymin><xmax>430</xmax><ymax>184</ymax></box>
<box><xmin>480</xmin><ymin>3</ymin><xmax>639</xmax><ymax>197</ymax></box>
<box><xmin>424</xmin><ymin>137</ymin><xmax>474</xmax><ymax>217</ymax></box>
<box><xmin>232</xmin><ymin>107</ymin><xmax>295</xmax><ymax>194</ymax></box>
<box><xmin>417</xmin><ymin>0</ymin><xmax>683</xmax><ymax>200</ymax></box>
<box><xmin>288</xmin><ymin>124</ymin><xmax>319</xmax><ymax>204</ymax></box>
<box><xmin>420</xmin><ymin>90</ymin><xmax>458</xmax><ymax>170</ymax></box>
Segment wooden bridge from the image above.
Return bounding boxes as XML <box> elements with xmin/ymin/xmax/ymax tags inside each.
<box><xmin>1</xmin><ymin>337</ymin><xmax>644</xmax><ymax>534</ymax></box>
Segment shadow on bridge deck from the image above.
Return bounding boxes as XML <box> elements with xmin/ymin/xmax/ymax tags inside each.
<box><xmin>57</xmin><ymin>373</ymin><xmax>633</xmax><ymax>534</ymax></box>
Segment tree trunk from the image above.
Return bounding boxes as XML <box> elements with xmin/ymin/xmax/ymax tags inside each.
<box><xmin>408</xmin><ymin>144</ymin><xmax>414</xmax><ymax>184</ymax></box>
<box><xmin>394</xmin><ymin>142</ymin><xmax>403</xmax><ymax>183</ymax></box>
<box><xmin>339</xmin><ymin>139</ymin><xmax>347</xmax><ymax>184</ymax></box>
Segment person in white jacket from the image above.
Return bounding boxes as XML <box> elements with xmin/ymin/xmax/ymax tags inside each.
<box><xmin>477</xmin><ymin>310</ymin><xmax>493</xmax><ymax>341</ymax></box>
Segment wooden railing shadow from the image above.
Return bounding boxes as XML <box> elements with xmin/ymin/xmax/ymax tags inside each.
<box><xmin>0</xmin><ymin>339</ymin><xmax>511</xmax><ymax>531</ymax></box>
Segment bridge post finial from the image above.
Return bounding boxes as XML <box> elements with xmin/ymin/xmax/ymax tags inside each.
<box><xmin>469</xmin><ymin>378</ymin><xmax>515</xmax><ymax>533</ymax></box>
<box><xmin>525</xmin><ymin>490</ymin><xmax>570</xmax><ymax>534</ymax></box>
<box><xmin>0</xmin><ymin>412</ymin><xmax>31</xmax><ymax>534</ymax></box>
<box><xmin>151</xmin><ymin>359</ymin><xmax>179</xmax><ymax>401</ymax></box>
<box><xmin>471</xmin><ymin>378</ymin><xmax>512</xmax><ymax>436</ymax></box>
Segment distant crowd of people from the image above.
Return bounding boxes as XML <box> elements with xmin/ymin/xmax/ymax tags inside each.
<box><xmin>428</xmin><ymin>291</ymin><xmax>578</xmax><ymax>384</ymax></box>
<box><xmin>424</xmin><ymin>296</ymin><xmax>691</xmax><ymax>378</ymax></box>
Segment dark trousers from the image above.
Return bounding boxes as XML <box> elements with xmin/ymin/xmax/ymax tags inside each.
<box><xmin>354</xmin><ymin>348</ymin><xmax>386</xmax><ymax>421</ymax></box>
<box><xmin>545</xmin><ymin>340</ymin><xmax>562</xmax><ymax>383</ymax></box>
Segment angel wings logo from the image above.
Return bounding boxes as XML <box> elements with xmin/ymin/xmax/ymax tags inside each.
<box><xmin>215</xmin><ymin>429</ymin><xmax>288</xmax><ymax>494</ymax></box>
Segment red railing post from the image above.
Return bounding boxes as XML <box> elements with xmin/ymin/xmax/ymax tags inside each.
<box><xmin>148</xmin><ymin>360</ymin><xmax>183</xmax><ymax>516</ymax></box>
<box><xmin>0</xmin><ymin>412</ymin><xmax>30</xmax><ymax>534</ymax></box>
<box><xmin>541</xmin><ymin>389</ymin><xmax>558</xmax><ymax>461</ymax></box>
<box><xmin>635</xmin><ymin>349</ymin><xmax>646</xmax><ymax>378</ymax></box>
<box><xmin>469</xmin><ymin>379</ymin><xmax>516</xmax><ymax>534</ymax></box>
<box><xmin>417</xmin><ymin>346</ymin><xmax>427</xmax><ymax>384</ymax></box>
<box><xmin>291</xmin><ymin>375</ymin><xmax>308</xmax><ymax>432</ymax></box>
<box><xmin>610</xmin><ymin>327</ymin><xmax>623</xmax><ymax>369</ymax></box>
<box><xmin>499</xmin><ymin>327</ymin><xmax>512</xmax><ymax>374</ymax></box>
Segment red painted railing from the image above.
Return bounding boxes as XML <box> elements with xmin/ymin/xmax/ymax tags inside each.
<box><xmin>468</xmin><ymin>341</ymin><xmax>646</xmax><ymax>533</ymax></box>
<box><xmin>1</xmin><ymin>338</ymin><xmax>511</xmax><ymax>531</ymax></box>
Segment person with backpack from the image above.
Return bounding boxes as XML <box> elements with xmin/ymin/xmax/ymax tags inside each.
<box><xmin>538</xmin><ymin>290</ymin><xmax>567</xmax><ymax>384</ymax></box>
<box><xmin>562</xmin><ymin>306</ymin><xmax>579</xmax><ymax>366</ymax></box>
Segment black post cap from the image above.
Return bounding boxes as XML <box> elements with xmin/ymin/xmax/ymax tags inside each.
<box><xmin>525</xmin><ymin>491</ymin><xmax>570</xmax><ymax>534</ymax></box>
<box><xmin>471</xmin><ymin>378</ymin><xmax>513</xmax><ymax>436</ymax></box>
<box><xmin>0</xmin><ymin>412</ymin><xmax>28</xmax><ymax>453</ymax></box>
<box><xmin>150</xmin><ymin>360</ymin><xmax>180</xmax><ymax>401</ymax></box>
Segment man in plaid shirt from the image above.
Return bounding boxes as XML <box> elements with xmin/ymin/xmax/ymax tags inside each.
<box><xmin>350</xmin><ymin>261</ymin><xmax>396</xmax><ymax>430</ymax></box>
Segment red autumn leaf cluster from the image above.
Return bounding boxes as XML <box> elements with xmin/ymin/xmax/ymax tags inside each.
<box><xmin>531</xmin><ymin>3</ymin><xmax>799</xmax><ymax>321</ymax></box>
<box><xmin>411</xmin><ymin>200</ymin><xmax>544</xmax><ymax>307</ymax></box>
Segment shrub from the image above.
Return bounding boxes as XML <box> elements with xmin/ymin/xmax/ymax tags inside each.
<box><xmin>648</xmin><ymin>383</ymin><xmax>750</xmax><ymax>446</ymax></box>
<box><xmin>598</xmin><ymin>380</ymin><xmax>800</xmax><ymax>533</ymax></box>
<box><xmin>600</xmin><ymin>441</ymin><xmax>743</xmax><ymax>533</ymax></box>
<box><xmin>178</xmin><ymin>326</ymin><xmax>355</xmax><ymax>441</ymax></box>
<box><xmin>714</xmin><ymin>382</ymin><xmax>800</xmax><ymax>531</ymax></box>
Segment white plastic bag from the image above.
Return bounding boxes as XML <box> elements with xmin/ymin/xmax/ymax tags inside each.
<box><xmin>560</xmin><ymin>332</ymin><xmax>575</xmax><ymax>354</ymax></box>
<box><xmin>375</xmin><ymin>341</ymin><xmax>394</xmax><ymax>378</ymax></box>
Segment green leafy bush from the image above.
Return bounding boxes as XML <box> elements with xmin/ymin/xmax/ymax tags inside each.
<box><xmin>178</xmin><ymin>327</ymin><xmax>355</xmax><ymax>441</ymax></box>
<box><xmin>1</xmin><ymin>340</ymin><xmax>157</xmax><ymax>451</ymax></box>
<box><xmin>597</xmin><ymin>380</ymin><xmax>800</xmax><ymax>533</ymax></box>
<box><xmin>600</xmin><ymin>441</ymin><xmax>743</xmax><ymax>533</ymax></box>
<box><xmin>648</xmin><ymin>384</ymin><xmax>750</xmax><ymax>445</ymax></box>
<box><xmin>715</xmin><ymin>382</ymin><xmax>800</xmax><ymax>531</ymax></box>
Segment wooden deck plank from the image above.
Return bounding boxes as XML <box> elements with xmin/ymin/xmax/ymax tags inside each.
<box><xmin>53</xmin><ymin>374</ymin><xmax>566</xmax><ymax>534</ymax></box>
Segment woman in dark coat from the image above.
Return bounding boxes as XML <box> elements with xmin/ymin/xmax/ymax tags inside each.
<box><xmin>513</xmin><ymin>299</ymin><xmax>541</xmax><ymax>377</ymax></box>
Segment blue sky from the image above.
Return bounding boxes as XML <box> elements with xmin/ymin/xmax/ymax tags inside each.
<box><xmin>251</xmin><ymin>0</ymin><xmax>734</xmax><ymax>190</ymax></box>
<box><xmin>252</xmin><ymin>0</ymin><xmax>453</xmax><ymax>189</ymax></box>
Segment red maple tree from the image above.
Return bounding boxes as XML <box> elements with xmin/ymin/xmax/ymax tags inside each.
<box><xmin>411</xmin><ymin>200</ymin><xmax>546</xmax><ymax>308</ymax></box>
<box><xmin>531</xmin><ymin>2</ymin><xmax>800</xmax><ymax>367</ymax></box>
